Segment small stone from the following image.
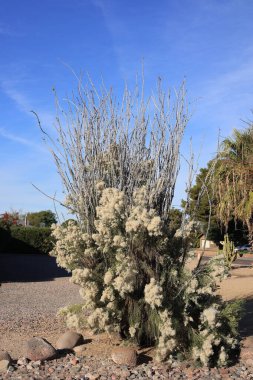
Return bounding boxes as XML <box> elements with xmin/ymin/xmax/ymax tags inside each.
<box><xmin>33</xmin><ymin>360</ymin><xmax>41</xmax><ymax>366</ymax></box>
<box><xmin>7</xmin><ymin>365</ymin><xmax>15</xmax><ymax>372</ymax></box>
<box><xmin>70</xmin><ymin>357</ymin><xmax>79</xmax><ymax>365</ymax></box>
<box><xmin>111</xmin><ymin>347</ymin><xmax>137</xmax><ymax>366</ymax></box>
<box><xmin>120</xmin><ymin>369</ymin><xmax>131</xmax><ymax>377</ymax></box>
<box><xmin>86</xmin><ymin>373</ymin><xmax>100</xmax><ymax>380</ymax></box>
<box><xmin>73</xmin><ymin>344</ymin><xmax>87</xmax><ymax>355</ymax></box>
<box><xmin>17</xmin><ymin>357</ymin><xmax>29</xmax><ymax>366</ymax></box>
<box><xmin>0</xmin><ymin>351</ymin><xmax>11</xmax><ymax>372</ymax></box>
<box><xmin>26</xmin><ymin>363</ymin><xmax>33</xmax><ymax>370</ymax></box>
<box><xmin>25</xmin><ymin>337</ymin><xmax>57</xmax><ymax>361</ymax></box>
<box><xmin>56</xmin><ymin>331</ymin><xmax>84</xmax><ymax>350</ymax></box>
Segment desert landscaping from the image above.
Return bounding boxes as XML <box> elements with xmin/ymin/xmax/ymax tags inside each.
<box><xmin>1</xmin><ymin>253</ymin><xmax>253</xmax><ymax>379</ymax></box>
<box><xmin>1</xmin><ymin>3</ymin><xmax>253</xmax><ymax>378</ymax></box>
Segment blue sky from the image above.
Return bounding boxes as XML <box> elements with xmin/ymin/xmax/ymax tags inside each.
<box><xmin>0</xmin><ymin>0</ymin><xmax>253</xmax><ymax>219</ymax></box>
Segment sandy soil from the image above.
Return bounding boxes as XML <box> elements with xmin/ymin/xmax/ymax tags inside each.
<box><xmin>218</xmin><ymin>267</ymin><xmax>253</xmax><ymax>300</ymax></box>
<box><xmin>218</xmin><ymin>267</ymin><xmax>253</xmax><ymax>339</ymax></box>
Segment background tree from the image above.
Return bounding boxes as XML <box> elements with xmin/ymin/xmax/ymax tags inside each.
<box><xmin>216</xmin><ymin>124</ymin><xmax>253</xmax><ymax>242</ymax></box>
<box><xmin>27</xmin><ymin>210</ymin><xmax>57</xmax><ymax>227</ymax></box>
<box><xmin>184</xmin><ymin>123</ymin><xmax>253</xmax><ymax>245</ymax></box>
<box><xmin>0</xmin><ymin>211</ymin><xmax>19</xmax><ymax>229</ymax></box>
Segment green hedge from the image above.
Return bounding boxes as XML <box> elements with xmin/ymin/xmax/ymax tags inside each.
<box><xmin>0</xmin><ymin>226</ymin><xmax>54</xmax><ymax>254</ymax></box>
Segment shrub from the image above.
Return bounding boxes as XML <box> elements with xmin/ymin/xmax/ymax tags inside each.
<box><xmin>0</xmin><ymin>226</ymin><xmax>54</xmax><ymax>254</ymax></box>
<box><xmin>47</xmin><ymin>76</ymin><xmax>242</xmax><ymax>366</ymax></box>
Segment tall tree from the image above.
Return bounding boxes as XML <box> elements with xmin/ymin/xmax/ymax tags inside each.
<box><xmin>27</xmin><ymin>210</ymin><xmax>57</xmax><ymax>227</ymax></box>
<box><xmin>216</xmin><ymin>123</ymin><xmax>253</xmax><ymax>241</ymax></box>
<box><xmin>185</xmin><ymin>122</ymin><xmax>253</xmax><ymax>244</ymax></box>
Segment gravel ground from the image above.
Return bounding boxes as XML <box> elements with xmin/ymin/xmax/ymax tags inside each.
<box><xmin>0</xmin><ymin>278</ymin><xmax>81</xmax><ymax>359</ymax></box>
<box><xmin>1</xmin><ymin>352</ymin><xmax>253</xmax><ymax>380</ymax></box>
<box><xmin>0</xmin><ymin>254</ymin><xmax>253</xmax><ymax>379</ymax></box>
<box><xmin>0</xmin><ymin>253</ymin><xmax>81</xmax><ymax>359</ymax></box>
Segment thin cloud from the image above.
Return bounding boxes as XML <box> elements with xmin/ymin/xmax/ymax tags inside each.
<box><xmin>1</xmin><ymin>83</ymin><xmax>31</xmax><ymax>114</ymax></box>
<box><xmin>190</xmin><ymin>54</ymin><xmax>253</xmax><ymax>131</ymax></box>
<box><xmin>1</xmin><ymin>80</ymin><xmax>55</xmax><ymax>128</ymax></box>
<box><xmin>0</xmin><ymin>127</ymin><xmax>46</xmax><ymax>153</ymax></box>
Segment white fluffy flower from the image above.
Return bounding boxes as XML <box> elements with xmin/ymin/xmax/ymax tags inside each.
<box><xmin>219</xmin><ymin>346</ymin><xmax>227</xmax><ymax>365</ymax></box>
<box><xmin>144</xmin><ymin>278</ymin><xmax>163</xmax><ymax>309</ymax></box>
<box><xmin>156</xmin><ymin>310</ymin><xmax>176</xmax><ymax>361</ymax></box>
<box><xmin>70</xmin><ymin>268</ymin><xmax>91</xmax><ymax>286</ymax></box>
<box><xmin>125</xmin><ymin>187</ymin><xmax>162</xmax><ymax>237</ymax></box>
<box><xmin>104</xmin><ymin>270</ymin><xmax>114</xmax><ymax>285</ymax></box>
<box><xmin>87</xmin><ymin>308</ymin><xmax>110</xmax><ymax>331</ymax></box>
<box><xmin>201</xmin><ymin>306</ymin><xmax>218</xmax><ymax>328</ymax></box>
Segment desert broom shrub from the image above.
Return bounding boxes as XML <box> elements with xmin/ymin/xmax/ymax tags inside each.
<box><xmin>45</xmin><ymin>76</ymin><xmax>242</xmax><ymax>366</ymax></box>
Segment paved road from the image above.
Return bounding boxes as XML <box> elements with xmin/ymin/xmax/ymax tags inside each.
<box><xmin>0</xmin><ymin>252</ymin><xmax>70</xmax><ymax>282</ymax></box>
<box><xmin>200</xmin><ymin>255</ymin><xmax>253</xmax><ymax>267</ymax></box>
<box><xmin>235</xmin><ymin>256</ymin><xmax>253</xmax><ymax>266</ymax></box>
<box><xmin>1</xmin><ymin>252</ymin><xmax>252</xmax><ymax>283</ymax></box>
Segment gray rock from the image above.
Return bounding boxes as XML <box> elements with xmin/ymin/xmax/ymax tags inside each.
<box><xmin>56</xmin><ymin>331</ymin><xmax>84</xmax><ymax>350</ymax></box>
<box><xmin>25</xmin><ymin>337</ymin><xmax>57</xmax><ymax>361</ymax></box>
<box><xmin>0</xmin><ymin>351</ymin><xmax>11</xmax><ymax>372</ymax></box>
<box><xmin>111</xmin><ymin>347</ymin><xmax>137</xmax><ymax>366</ymax></box>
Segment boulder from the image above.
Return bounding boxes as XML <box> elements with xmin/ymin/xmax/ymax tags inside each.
<box><xmin>56</xmin><ymin>331</ymin><xmax>84</xmax><ymax>350</ymax></box>
<box><xmin>111</xmin><ymin>347</ymin><xmax>137</xmax><ymax>366</ymax></box>
<box><xmin>25</xmin><ymin>337</ymin><xmax>57</xmax><ymax>361</ymax></box>
<box><xmin>0</xmin><ymin>351</ymin><xmax>11</xmax><ymax>372</ymax></box>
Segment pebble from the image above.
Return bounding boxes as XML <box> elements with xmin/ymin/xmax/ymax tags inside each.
<box><xmin>0</xmin><ymin>352</ymin><xmax>252</xmax><ymax>379</ymax></box>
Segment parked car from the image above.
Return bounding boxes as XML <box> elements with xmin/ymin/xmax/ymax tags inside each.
<box><xmin>234</xmin><ymin>244</ymin><xmax>252</xmax><ymax>256</ymax></box>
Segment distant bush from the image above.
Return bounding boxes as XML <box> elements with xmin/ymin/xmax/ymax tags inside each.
<box><xmin>0</xmin><ymin>226</ymin><xmax>54</xmax><ymax>254</ymax></box>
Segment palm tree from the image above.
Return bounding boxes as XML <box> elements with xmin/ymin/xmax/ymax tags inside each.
<box><xmin>216</xmin><ymin>122</ymin><xmax>253</xmax><ymax>242</ymax></box>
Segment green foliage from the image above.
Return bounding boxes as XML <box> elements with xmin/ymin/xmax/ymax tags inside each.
<box><xmin>167</xmin><ymin>208</ymin><xmax>183</xmax><ymax>237</ymax></box>
<box><xmin>61</xmin><ymin>219</ymin><xmax>77</xmax><ymax>228</ymax></box>
<box><xmin>216</xmin><ymin>125</ymin><xmax>253</xmax><ymax>241</ymax></box>
<box><xmin>58</xmin><ymin>304</ymin><xmax>83</xmax><ymax>316</ymax></box>
<box><xmin>27</xmin><ymin>210</ymin><xmax>57</xmax><ymax>227</ymax></box>
<box><xmin>185</xmin><ymin>124</ymin><xmax>253</xmax><ymax>245</ymax></box>
<box><xmin>0</xmin><ymin>226</ymin><xmax>54</xmax><ymax>254</ymax></box>
<box><xmin>220</xmin><ymin>300</ymin><xmax>244</xmax><ymax>337</ymax></box>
